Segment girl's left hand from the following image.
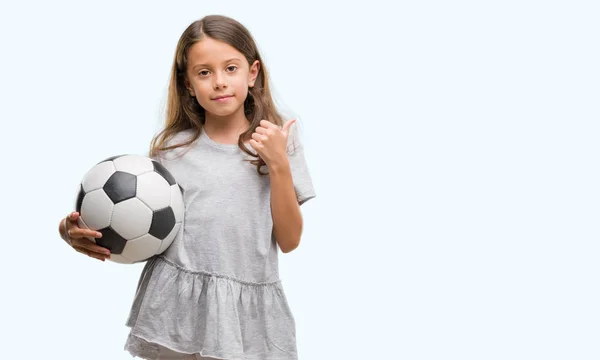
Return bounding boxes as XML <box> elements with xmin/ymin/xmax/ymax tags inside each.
<box><xmin>249</xmin><ymin>119</ymin><xmax>295</xmax><ymax>168</ymax></box>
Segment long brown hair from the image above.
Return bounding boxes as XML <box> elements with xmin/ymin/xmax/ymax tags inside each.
<box><xmin>149</xmin><ymin>15</ymin><xmax>285</xmax><ymax>175</ymax></box>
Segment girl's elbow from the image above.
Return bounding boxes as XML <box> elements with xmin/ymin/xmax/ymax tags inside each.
<box><xmin>281</xmin><ymin>242</ymin><xmax>299</xmax><ymax>253</ymax></box>
<box><xmin>280</xmin><ymin>236</ymin><xmax>301</xmax><ymax>253</ymax></box>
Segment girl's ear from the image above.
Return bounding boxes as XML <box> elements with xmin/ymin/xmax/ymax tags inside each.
<box><xmin>184</xmin><ymin>78</ymin><xmax>195</xmax><ymax>96</ymax></box>
<box><xmin>185</xmin><ymin>83</ymin><xmax>196</xmax><ymax>97</ymax></box>
<box><xmin>248</xmin><ymin>60</ymin><xmax>260</xmax><ymax>88</ymax></box>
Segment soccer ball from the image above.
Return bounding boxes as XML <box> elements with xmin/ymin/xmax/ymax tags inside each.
<box><xmin>74</xmin><ymin>154</ymin><xmax>184</xmax><ymax>264</ymax></box>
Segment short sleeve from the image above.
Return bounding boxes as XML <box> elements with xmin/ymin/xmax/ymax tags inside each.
<box><xmin>286</xmin><ymin>122</ymin><xmax>316</xmax><ymax>205</ymax></box>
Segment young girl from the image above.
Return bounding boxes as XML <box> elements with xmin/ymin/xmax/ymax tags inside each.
<box><xmin>57</xmin><ymin>15</ymin><xmax>315</xmax><ymax>360</ymax></box>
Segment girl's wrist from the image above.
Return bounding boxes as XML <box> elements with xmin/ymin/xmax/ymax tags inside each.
<box><xmin>268</xmin><ymin>158</ymin><xmax>291</xmax><ymax>175</ymax></box>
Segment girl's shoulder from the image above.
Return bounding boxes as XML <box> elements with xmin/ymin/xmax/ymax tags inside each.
<box><xmin>153</xmin><ymin>128</ymin><xmax>199</xmax><ymax>162</ymax></box>
<box><xmin>168</xmin><ymin>128</ymin><xmax>197</xmax><ymax>145</ymax></box>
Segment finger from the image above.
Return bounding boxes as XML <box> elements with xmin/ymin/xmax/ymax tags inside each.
<box><xmin>88</xmin><ymin>250</ymin><xmax>109</xmax><ymax>261</ymax></box>
<box><xmin>73</xmin><ymin>238</ymin><xmax>111</xmax><ymax>255</ymax></box>
<box><xmin>66</xmin><ymin>212</ymin><xmax>79</xmax><ymax>225</ymax></box>
<box><xmin>249</xmin><ymin>139</ymin><xmax>262</xmax><ymax>150</ymax></box>
<box><xmin>74</xmin><ymin>246</ymin><xmax>108</xmax><ymax>261</ymax></box>
<box><xmin>69</xmin><ymin>227</ymin><xmax>103</xmax><ymax>239</ymax></box>
<box><xmin>259</xmin><ymin>119</ymin><xmax>278</xmax><ymax>129</ymax></box>
<box><xmin>282</xmin><ymin>119</ymin><xmax>296</xmax><ymax>134</ymax></box>
<box><xmin>255</xmin><ymin>126</ymin><xmax>274</xmax><ymax>136</ymax></box>
<box><xmin>254</xmin><ymin>126</ymin><xmax>268</xmax><ymax>134</ymax></box>
<box><xmin>67</xmin><ymin>228</ymin><xmax>99</xmax><ymax>242</ymax></box>
<box><xmin>251</xmin><ymin>132</ymin><xmax>266</xmax><ymax>142</ymax></box>
<box><xmin>74</xmin><ymin>243</ymin><xmax>111</xmax><ymax>258</ymax></box>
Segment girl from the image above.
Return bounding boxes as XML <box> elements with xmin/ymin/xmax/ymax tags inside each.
<box><xmin>57</xmin><ymin>15</ymin><xmax>315</xmax><ymax>360</ymax></box>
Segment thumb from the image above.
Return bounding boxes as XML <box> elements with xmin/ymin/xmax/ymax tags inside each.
<box><xmin>282</xmin><ymin>119</ymin><xmax>296</xmax><ymax>135</ymax></box>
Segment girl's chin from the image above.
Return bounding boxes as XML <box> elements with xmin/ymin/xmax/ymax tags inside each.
<box><xmin>204</xmin><ymin>105</ymin><xmax>244</xmax><ymax>118</ymax></box>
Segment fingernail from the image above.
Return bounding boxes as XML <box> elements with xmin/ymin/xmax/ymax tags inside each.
<box><xmin>96</xmin><ymin>232</ymin><xmax>102</xmax><ymax>238</ymax></box>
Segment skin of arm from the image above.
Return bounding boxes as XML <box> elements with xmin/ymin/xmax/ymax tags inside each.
<box><xmin>269</xmin><ymin>160</ymin><xmax>303</xmax><ymax>253</ymax></box>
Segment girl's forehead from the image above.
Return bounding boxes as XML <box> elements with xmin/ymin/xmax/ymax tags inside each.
<box><xmin>188</xmin><ymin>38</ymin><xmax>244</xmax><ymax>65</ymax></box>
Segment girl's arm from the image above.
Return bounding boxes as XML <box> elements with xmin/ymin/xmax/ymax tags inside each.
<box><xmin>269</xmin><ymin>161</ymin><xmax>303</xmax><ymax>253</ymax></box>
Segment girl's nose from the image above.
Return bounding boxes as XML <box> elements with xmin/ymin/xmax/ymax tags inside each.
<box><xmin>213</xmin><ymin>74</ymin><xmax>227</xmax><ymax>89</ymax></box>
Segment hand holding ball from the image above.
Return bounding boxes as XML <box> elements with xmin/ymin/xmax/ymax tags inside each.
<box><xmin>73</xmin><ymin>154</ymin><xmax>184</xmax><ymax>264</ymax></box>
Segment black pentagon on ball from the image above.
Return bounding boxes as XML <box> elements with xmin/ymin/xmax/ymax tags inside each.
<box><xmin>96</xmin><ymin>154</ymin><xmax>125</xmax><ymax>165</ymax></box>
<box><xmin>75</xmin><ymin>184</ymin><xmax>85</xmax><ymax>213</ymax></box>
<box><xmin>152</xmin><ymin>161</ymin><xmax>176</xmax><ymax>186</ymax></box>
<box><xmin>149</xmin><ymin>206</ymin><xmax>176</xmax><ymax>240</ymax></box>
<box><xmin>96</xmin><ymin>227</ymin><xmax>127</xmax><ymax>254</ymax></box>
<box><xmin>103</xmin><ymin>171</ymin><xmax>137</xmax><ymax>204</ymax></box>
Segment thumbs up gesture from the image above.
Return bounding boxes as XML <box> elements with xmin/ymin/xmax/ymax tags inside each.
<box><xmin>249</xmin><ymin>119</ymin><xmax>296</xmax><ymax>169</ymax></box>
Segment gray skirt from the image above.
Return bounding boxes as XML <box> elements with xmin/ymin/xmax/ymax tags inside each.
<box><xmin>124</xmin><ymin>256</ymin><xmax>298</xmax><ymax>360</ymax></box>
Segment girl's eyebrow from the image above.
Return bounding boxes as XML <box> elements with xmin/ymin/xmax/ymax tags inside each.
<box><xmin>192</xmin><ymin>58</ymin><xmax>242</xmax><ymax>69</ymax></box>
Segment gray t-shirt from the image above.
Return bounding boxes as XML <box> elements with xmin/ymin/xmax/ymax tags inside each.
<box><xmin>124</xmin><ymin>122</ymin><xmax>316</xmax><ymax>360</ymax></box>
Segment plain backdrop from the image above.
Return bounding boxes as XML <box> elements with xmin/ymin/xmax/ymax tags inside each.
<box><xmin>0</xmin><ymin>1</ymin><xmax>598</xmax><ymax>359</ymax></box>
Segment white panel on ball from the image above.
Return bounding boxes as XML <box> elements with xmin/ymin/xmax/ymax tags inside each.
<box><xmin>111</xmin><ymin>198</ymin><xmax>153</xmax><ymax>240</ymax></box>
<box><xmin>157</xmin><ymin>222</ymin><xmax>181</xmax><ymax>254</ymax></box>
<box><xmin>81</xmin><ymin>189</ymin><xmax>114</xmax><ymax>230</ymax></box>
<box><xmin>170</xmin><ymin>185</ymin><xmax>185</xmax><ymax>223</ymax></box>
<box><xmin>82</xmin><ymin>161</ymin><xmax>116</xmax><ymax>192</ymax></box>
<box><xmin>113</xmin><ymin>155</ymin><xmax>154</xmax><ymax>176</ymax></box>
<box><xmin>122</xmin><ymin>234</ymin><xmax>162</xmax><ymax>262</ymax></box>
<box><xmin>136</xmin><ymin>171</ymin><xmax>171</xmax><ymax>210</ymax></box>
<box><xmin>109</xmin><ymin>254</ymin><xmax>134</xmax><ymax>264</ymax></box>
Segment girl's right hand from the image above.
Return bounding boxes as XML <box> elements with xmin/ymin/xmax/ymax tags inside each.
<box><xmin>60</xmin><ymin>212</ymin><xmax>111</xmax><ymax>261</ymax></box>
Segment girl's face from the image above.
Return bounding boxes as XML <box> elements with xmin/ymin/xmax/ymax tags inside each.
<box><xmin>184</xmin><ymin>37</ymin><xmax>260</xmax><ymax>118</ymax></box>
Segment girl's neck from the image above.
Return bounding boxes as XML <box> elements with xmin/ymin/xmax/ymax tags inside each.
<box><xmin>203</xmin><ymin>109</ymin><xmax>250</xmax><ymax>145</ymax></box>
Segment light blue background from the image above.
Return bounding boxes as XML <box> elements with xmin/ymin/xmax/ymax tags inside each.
<box><xmin>0</xmin><ymin>0</ymin><xmax>598</xmax><ymax>359</ymax></box>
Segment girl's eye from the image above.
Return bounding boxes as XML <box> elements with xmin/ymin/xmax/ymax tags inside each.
<box><xmin>198</xmin><ymin>66</ymin><xmax>236</xmax><ymax>76</ymax></box>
